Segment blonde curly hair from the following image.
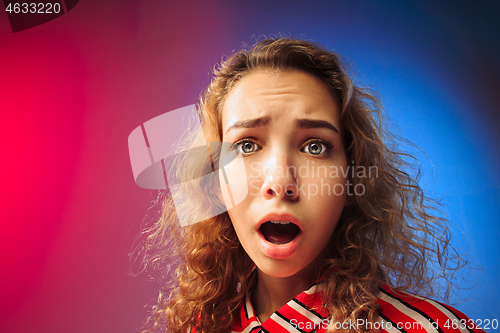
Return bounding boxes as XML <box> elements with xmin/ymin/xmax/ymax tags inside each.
<box><xmin>140</xmin><ymin>37</ymin><xmax>462</xmax><ymax>332</ymax></box>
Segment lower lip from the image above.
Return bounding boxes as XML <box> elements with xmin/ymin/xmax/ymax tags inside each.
<box><xmin>258</xmin><ymin>229</ymin><xmax>303</xmax><ymax>259</ymax></box>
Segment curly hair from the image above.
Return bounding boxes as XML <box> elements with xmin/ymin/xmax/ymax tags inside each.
<box><xmin>140</xmin><ymin>37</ymin><xmax>462</xmax><ymax>333</ymax></box>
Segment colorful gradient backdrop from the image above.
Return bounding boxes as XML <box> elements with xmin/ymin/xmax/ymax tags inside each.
<box><xmin>1</xmin><ymin>1</ymin><xmax>499</xmax><ymax>332</ymax></box>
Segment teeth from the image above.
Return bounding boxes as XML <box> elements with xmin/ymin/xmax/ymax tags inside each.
<box><xmin>269</xmin><ymin>220</ymin><xmax>290</xmax><ymax>225</ymax></box>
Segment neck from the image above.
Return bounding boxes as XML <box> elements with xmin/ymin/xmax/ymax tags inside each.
<box><xmin>251</xmin><ymin>258</ymin><xmax>324</xmax><ymax>323</ymax></box>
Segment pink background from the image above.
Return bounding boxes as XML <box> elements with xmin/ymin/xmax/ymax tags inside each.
<box><xmin>0</xmin><ymin>1</ymin><xmax>239</xmax><ymax>331</ymax></box>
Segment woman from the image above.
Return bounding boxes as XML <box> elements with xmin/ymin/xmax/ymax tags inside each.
<box><xmin>142</xmin><ymin>37</ymin><xmax>484</xmax><ymax>333</ymax></box>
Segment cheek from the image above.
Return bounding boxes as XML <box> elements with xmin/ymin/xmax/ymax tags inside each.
<box><xmin>226</xmin><ymin>208</ymin><xmax>250</xmax><ymax>249</ymax></box>
<box><xmin>299</xmin><ymin>167</ymin><xmax>349</xmax><ymax>201</ymax></box>
<box><xmin>246</xmin><ymin>160</ymin><xmax>266</xmax><ymax>197</ymax></box>
<box><xmin>218</xmin><ymin>153</ymin><xmax>249</xmax><ymax>210</ymax></box>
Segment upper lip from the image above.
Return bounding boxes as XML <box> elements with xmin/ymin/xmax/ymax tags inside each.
<box><xmin>256</xmin><ymin>213</ymin><xmax>303</xmax><ymax>231</ymax></box>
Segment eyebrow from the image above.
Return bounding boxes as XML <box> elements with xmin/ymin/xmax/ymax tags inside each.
<box><xmin>225</xmin><ymin>116</ymin><xmax>340</xmax><ymax>135</ymax></box>
<box><xmin>225</xmin><ymin>116</ymin><xmax>271</xmax><ymax>134</ymax></box>
<box><xmin>295</xmin><ymin>118</ymin><xmax>340</xmax><ymax>134</ymax></box>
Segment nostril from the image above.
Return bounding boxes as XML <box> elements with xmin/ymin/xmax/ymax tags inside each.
<box><xmin>285</xmin><ymin>190</ymin><xmax>294</xmax><ymax>196</ymax></box>
<box><xmin>267</xmin><ymin>189</ymin><xmax>275</xmax><ymax>195</ymax></box>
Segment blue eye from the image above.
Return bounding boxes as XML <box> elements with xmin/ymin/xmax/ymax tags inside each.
<box><xmin>302</xmin><ymin>139</ymin><xmax>332</xmax><ymax>156</ymax></box>
<box><xmin>232</xmin><ymin>139</ymin><xmax>260</xmax><ymax>154</ymax></box>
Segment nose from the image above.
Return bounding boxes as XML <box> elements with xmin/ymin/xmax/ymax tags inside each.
<box><xmin>260</xmin><ymin>152</ymin><xmax>299</xmax><ymax>201</ymax></box>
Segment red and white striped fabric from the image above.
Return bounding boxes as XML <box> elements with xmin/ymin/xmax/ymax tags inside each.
<box><xmin>377</xmin><ymin>284</ymin><xmax>486</xmax><ymax>333</ymax></box>
<box><xmin>231</xmin><ymin>282</ymin><xmax>329</xmax><ymax>333</ymax></box>
<box><xmin>229</xmin><ymin>283</ymin><xmax>487</xmax><ymax>333</ymax></box>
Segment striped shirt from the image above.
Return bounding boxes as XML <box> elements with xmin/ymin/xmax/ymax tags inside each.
<box><xmin>229</xmin><ymin>283</ymin><xmax>486</xmax><ymax>333</ymax></box>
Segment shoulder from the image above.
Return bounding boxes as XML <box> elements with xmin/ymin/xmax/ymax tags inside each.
<box><xmin>376</xmin><ymin>284</ymin><xmax>486</xmax><ymax>333</ymax></box>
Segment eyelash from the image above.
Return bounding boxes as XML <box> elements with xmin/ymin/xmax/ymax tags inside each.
<box><xmin>301</xmin><ymin>138</ymin><xmax>333</xmax><ymax>157</ymax></box>
<box><xmin>231</xmin><ymin>138</ymin><xmax>334</xmax><ymax>157</ymax></box>
<box><xmin>231</xmin><ymin>138</ymin><xmax>260</xmax><ymax>155</ymax></box>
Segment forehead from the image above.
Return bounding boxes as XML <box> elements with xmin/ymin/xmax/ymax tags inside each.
<box><xmin>221</xmin><ymin>69</ymin><xmax>341</xmax><ymax>133</ymax></box>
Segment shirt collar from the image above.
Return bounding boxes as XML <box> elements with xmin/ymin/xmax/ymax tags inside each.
<box><xmin>231</xmin><ymin>282</ymin><xmax>330</xmax><ymax>333</ymax></box>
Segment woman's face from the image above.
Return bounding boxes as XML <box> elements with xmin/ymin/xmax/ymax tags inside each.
<box><xmin>220</xmin><ymin>69</ymin><xmax>349</xmax><ymax>278</ymax></box>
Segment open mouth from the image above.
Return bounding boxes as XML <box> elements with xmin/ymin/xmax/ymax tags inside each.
<box><xmin>260</xmin><ymin>221</ymin><xmax>301</xmax><ymax>245</ymax></box>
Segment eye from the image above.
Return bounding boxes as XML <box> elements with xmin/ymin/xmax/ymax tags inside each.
<box><xmin>302</xmin><ymin>139</ymin><xmax>332</xmax><ymax>156</ymax></box>
<box><xmin>232</xmin><ymin>139</ymin><xmax>260</xmax><ymax>155</ymax></box>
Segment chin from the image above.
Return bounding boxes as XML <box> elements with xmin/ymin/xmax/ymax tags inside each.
<box><xmin>255</xmin><ymin>257</ymin><xmax>305</xmax><ymax>278</ymax></box>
